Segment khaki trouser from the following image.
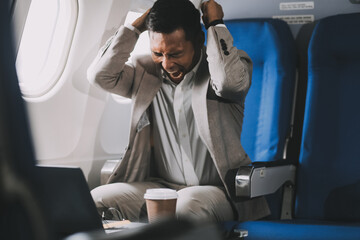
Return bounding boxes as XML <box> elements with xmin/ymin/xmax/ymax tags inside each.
<box><xmin>91</xmin><ymin>180</ymin><xmax>235</xmax><ymax>223</ymax></box>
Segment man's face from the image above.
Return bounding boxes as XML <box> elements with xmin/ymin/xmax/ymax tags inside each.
<box><xmin>149</xmin><ymin>28</ymin><xmax>199</xmax><ymax>84</ymax></box>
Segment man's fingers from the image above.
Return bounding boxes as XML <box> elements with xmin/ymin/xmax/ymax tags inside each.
<box><xmin>201</xmin><ymin>0</ymin><xmax>224</xmax><ymax>24</ymax></box>
<box><xmin>201</xmin><ymin>0</ymin><xmax>219</xmax><ymax>13</ymax></box>
<box><xmin>200</xmin><ymin>1</ymin><xmax>207</xmax><ymax>13</ymax></box>
<box><xmin>132</xmin><ymin>8</ymin><xmax>151</xmax><ymax>33</ymax></box>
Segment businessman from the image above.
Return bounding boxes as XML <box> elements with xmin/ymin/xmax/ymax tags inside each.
<box><xmin>88</xmin><ymin>0</ymin><xmax>269</xmax><ymax>222</ymax></box>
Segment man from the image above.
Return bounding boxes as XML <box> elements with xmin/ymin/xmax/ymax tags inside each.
<box><xmin>88</xmin><ymin>0</ymin><xmax>269</xmax><ymax>222</ymax></box>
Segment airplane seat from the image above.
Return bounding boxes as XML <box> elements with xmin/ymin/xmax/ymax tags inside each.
<box><xmin>296</xmin><ymin>12</ymin><xmax>360</xmax><ymax>223</ymax></box>
<box><xmin>222</xmin><ymin>18</ymin><xmax>297</xmax><ymax>220</ymax></box>
<box><xmin>225</xmin><ymin>19</ymin><xmax>297</xmax><ymax>164</ymax></box>
<box><xmin>226</xmin><ymin>13</ymin><xmax>360</xmax><ymax>239</ymax></box>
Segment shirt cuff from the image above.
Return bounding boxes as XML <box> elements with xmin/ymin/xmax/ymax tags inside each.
<box><xmin>125</xmin><ymin>23</ymin><xmax>141</xmax><ymax>35</ymax></box>
<box><xmin>215</xmin><ymin>24</ymin><xmax>226</xmax><ymax>28</ymax></box>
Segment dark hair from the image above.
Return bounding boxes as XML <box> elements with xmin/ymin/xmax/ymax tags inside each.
<box><xmin>146</xmin><ymin>0</ymin><xmax>202</xmax><ymax>43</ymax></box>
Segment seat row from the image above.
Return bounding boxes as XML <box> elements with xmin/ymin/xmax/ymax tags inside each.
<box><xmin>223</xmin><ymin>13</ymin><xmax>360</xmax><ymax>239</ymax></box>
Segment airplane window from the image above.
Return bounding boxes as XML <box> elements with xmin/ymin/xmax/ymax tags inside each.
<box><xmin>15</xmin><ymin>0</ymin><xmax>78</xmax><ymax>98</ymax></box>
<box><xmin>111</xmin><ymin>11</ymin><xmax>150</xmax><ymax>104</ymax></box>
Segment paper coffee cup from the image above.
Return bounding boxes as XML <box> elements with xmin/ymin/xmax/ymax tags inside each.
<box><xmin>144</xmin><ymin>188</ymin><xmax>178</xmax><ymax>223</ymax></box>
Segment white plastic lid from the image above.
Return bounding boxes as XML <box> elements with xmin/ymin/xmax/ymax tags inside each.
<box><xmin>144</xmin><ymin>188</ymin><xmax>178</xmax><ymax>200</ymax></box>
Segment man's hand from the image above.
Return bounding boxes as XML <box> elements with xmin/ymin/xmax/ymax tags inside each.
<box><xmin>132</xmin><ymin>9</ymin><xmax>151</xmax><ymax>33</ymax></box>
<box><xmin>201</xmin><ymin>0</ymin><xmax>224</xmax><ymax>27</ymax></box>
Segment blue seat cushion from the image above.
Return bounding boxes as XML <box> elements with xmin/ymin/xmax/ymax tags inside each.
<box><xmin>223</xmin><ymin>220</ymin><xmax>360</xmax><ymax>240</ymax></box>
<box><xmin>296</xmin><ymin>13</ymin><xmax>360</xmax><ymax>221</ymax></box>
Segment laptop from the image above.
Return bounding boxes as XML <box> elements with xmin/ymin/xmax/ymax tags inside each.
<box><xmin>35</xmin><ymin>165</ymin><xmax>104</xmax><ymax>238</ymax></box>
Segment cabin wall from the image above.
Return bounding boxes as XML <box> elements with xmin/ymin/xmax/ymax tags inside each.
<box><xmin>24</xmin><ymin>0</ymin><xmax>133</xmax><ymax>188</ymax></box>
<box><xmin>221</xmin><ymin>0</ymin><xmax>360</xmax><ymax>36</ymax></box>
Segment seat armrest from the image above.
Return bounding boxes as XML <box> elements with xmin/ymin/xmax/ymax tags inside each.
<box><xmin>235</xmin><ymin>161</ymin><xmax>296</xmax><ymax>198</ymax></box>
<box><xmin>101</xmin><ymin>159</ymin><xmax>121</xmax><ymax>185</ymax></box>
<box><xmin>251</xmin><ymin>159</ymin><xmax>296</xmax><ymax>168</ymax></box>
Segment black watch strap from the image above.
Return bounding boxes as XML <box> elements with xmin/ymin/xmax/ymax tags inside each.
<box><xmin>205</xmin><ymin>19</ymin><xmax>224</xmax><ymax>29</ymax></box>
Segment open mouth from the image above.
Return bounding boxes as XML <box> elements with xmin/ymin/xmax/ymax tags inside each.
<box><xmin>170</xmin><ymin>71</ymin><xmax>182</xmax><ymax>78</ymax></box>
<box><xmin>167</xmin><ymin>70</ymin><xmax>184</xmax><ymax>82</ymax></box>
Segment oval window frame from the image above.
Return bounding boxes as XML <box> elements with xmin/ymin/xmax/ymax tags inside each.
<box><xmin>16</xmin><ymin>0</ymin><xmax>78</xmax><ymax>98</ymax></box>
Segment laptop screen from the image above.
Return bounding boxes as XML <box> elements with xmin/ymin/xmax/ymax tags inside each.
<box><xmin>35</xmin><ymin>165</ymin><xmax>103</xmax><ymax>238</ymax></box>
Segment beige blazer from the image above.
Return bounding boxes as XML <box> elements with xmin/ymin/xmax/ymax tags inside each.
<box><xmin>88</xmin><ymin>25</ymin><xmax>270</xmax><ymax>221</ymax></box>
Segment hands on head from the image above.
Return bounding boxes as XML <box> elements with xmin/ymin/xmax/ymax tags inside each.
<box><xmin>131</xmin><ymin>0</ymin><xmax>224</xmax><ymax>33</ymax></box>
<box><xmin>201</xmin><ymin>0</ymin><xmax>224</xmax><ymax>27</ymax></box>
<box><xmin>131</xmin><ymin>8</ymin><xmax>151</xmax><ymax>33</ymax></box>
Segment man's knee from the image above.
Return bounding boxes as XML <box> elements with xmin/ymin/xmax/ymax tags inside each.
<box><xmin>176</xmin><ymin>187</ymin><xmax>212</xmax><ymax>221</ymax></box>
<box><xmin>91</xmin><ymin>184</ymin><xmax>118</xmax><ymax>207</ymax></box>
<box><xmin>90</xmin><ymin>181</ymin><xmax>163</xmax><ymax>221</ymax></box>
<box><xmin>91</xmin><ymin>184</ymin><xmax>120</xmax><ymax>217</ymax></box>
<box><xmin>175</xmin><ymin>186</ymin><xmax>234</xmax><ymax>222</ymax></box>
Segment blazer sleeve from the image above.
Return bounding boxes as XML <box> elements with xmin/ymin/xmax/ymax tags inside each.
<box><xmin>206</xmin><ymin>25</ymin><xmax>253</xmax><ymax>102</ymax></box>
<box><xmin>87</xmin><ymin>26</ymin><xmax>140</xmax><ymax>99</ymax></box>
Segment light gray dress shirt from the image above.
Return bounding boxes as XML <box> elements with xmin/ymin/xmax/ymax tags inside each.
<box><xmin>151</xmin><ymin>52</ymin><xmax>222</xmax><ymax>186</ymax></box>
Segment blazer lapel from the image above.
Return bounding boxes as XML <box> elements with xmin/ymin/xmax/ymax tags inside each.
<box><xmin>192</xmin><ymin>53</ymin><xmax>215</xmax><ymax>155</ymax></box>
<box><xmin>192</xmin><ymin>52</ymin><xmax>228</xmax><ymax>187</ymax></box>
<box><xmin>130</xmin><ymin>69</ymin><xmax>162</xmax><ymax>141</ymax></box>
